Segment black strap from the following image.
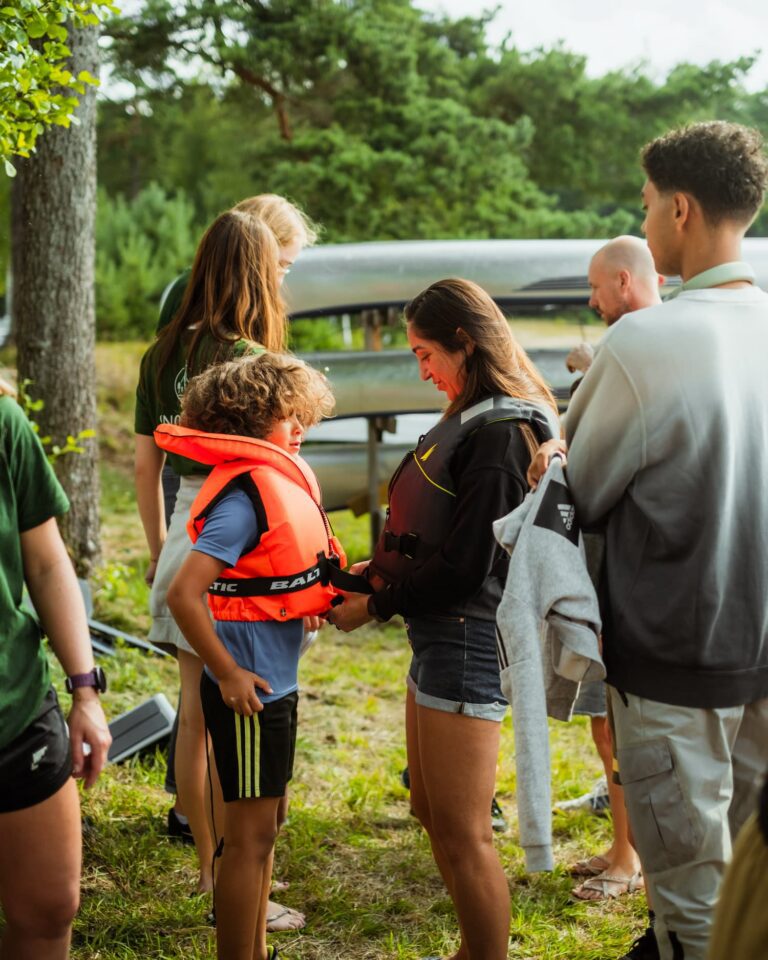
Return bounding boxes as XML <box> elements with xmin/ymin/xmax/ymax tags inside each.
<box><xmin>383</xmin><ymin>530</ymin><xmax>423</xmax><ymax>559</ymax></box>
<box><xmin>208</xmin><ymin>553</ymin><xmax>372</xmax><ymax>598</ymax></box>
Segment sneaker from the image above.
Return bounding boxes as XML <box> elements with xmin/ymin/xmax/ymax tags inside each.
<box><xmin>490</xmin><ymin>795</ymin><xmax>508</xmax><ymax>833</ymax></box>
<box><xmin>167</xmin><ymin>807</ymin><xmax>195</xmax><ymax>845</ymax></box>
<box><xmin>619</xmin><ymin>926</ymin><xmax>659</xmax><ymax>960</ymax></box>
<box><xmin>555</xmin><ymin>776</ymin><xmax>610</xmax><ymax>815</ymax></box>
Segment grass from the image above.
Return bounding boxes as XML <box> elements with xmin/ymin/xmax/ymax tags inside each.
<box><xmin>3</xmin><ymin>343</ymin><xmax>648</xmax><ymax>958</ymax></box>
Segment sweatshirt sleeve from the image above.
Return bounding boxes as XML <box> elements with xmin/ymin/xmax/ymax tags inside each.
<box><xmin>564</xmin><ymin>338</ymin><xmax>645</xmax><ymax>526</ymax></box>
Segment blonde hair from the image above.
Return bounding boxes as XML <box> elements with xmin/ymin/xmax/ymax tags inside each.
<box><xmin>181</xmin><ymin>352</ymin><xmax>334</xmax><ymax>438</ymax></box>
<box><xmin>157</xmin><ymin>210</ymin><xmax>287</xmax><ymax>379</ymax></box>
<box><xmin>233</xmin><ymin>194</ymin><xmax>319</xmax><ymax>249</ymax></box>
<box><xmin>404</xmin><ymin>278</ymin><xmax>557</xmax><ymax>419</ymax></box>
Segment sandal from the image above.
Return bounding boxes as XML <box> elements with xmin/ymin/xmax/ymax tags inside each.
<box><xmin>569</xmin><ymin>854</ymin><xmax>610</xmax><ymax>877</ymax></box>
<box><xmin>572</xmin><ymin>871</ymin><xmax>644</xmax><ymax>901</ymax></box>
<box><xmin>267</xmin><ymin>906</ymin><xmax>306</xmax><ymax>933</ymax></box>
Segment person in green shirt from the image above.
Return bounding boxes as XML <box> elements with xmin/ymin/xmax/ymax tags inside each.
<box><xmin>135</xmin><ymin>197</ymin><xmax>315</xmax><ymax>911</ymax></box>
<box><xmin>0</xmin><ymin>378</ymin><xmax>111</xmax><ymax>959</ymax></box>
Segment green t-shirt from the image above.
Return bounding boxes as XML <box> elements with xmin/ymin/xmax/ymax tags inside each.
<box><xmin>134</xmin><ymin>330</ymin><xmax>262</xmax><ymax>476</ymax></box>
<box><xmin>0</xmin><ymin>396</ymin><xmax>70</xmax><ymax>750</ymax></box>
<box><xmin>157</xmin><ymin>270</ymin><xmax>191</xmax><ymax>333</ymax></box>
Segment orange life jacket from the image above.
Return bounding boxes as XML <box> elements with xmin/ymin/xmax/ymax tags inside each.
<box><xmin>154</xmin><ymin>424</ymin><xmax>349</xmax><ymax>621</ymax></box>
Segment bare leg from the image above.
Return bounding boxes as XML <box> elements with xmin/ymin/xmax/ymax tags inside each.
<box><xmin>573</xmin><ymin>716</ymin><xmax>643</xmax><ymax>900</ymax></box>
<box><xmin>177</xmin><ymin>649</ymin><xmax>215</xmax><ymax>891</ymax></box>
<box><xmin>215</xmin><ymin>796</ymin><xmax>280</xmax><ymax>960</ymax></box>
<box><xmin>0</xmin><ymin>778</ymin><xmax>81</xmax><ymax>960</ymax></box>
<box><xmin>408</xmin><ymin>690</ymin><xmax>509</xmax><ymax>960</ymax></box>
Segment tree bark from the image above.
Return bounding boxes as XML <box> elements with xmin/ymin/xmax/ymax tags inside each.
<box><xmin>12</xmin><ymin>23</ymin><xmax>101</xmax><ymax>577</ymax></box>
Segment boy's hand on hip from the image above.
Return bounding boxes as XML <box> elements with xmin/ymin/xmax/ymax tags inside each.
<box><xmin>219</xmin><ymin>664</ymin><xmax>272</xmax><ymax>716</ymax></box>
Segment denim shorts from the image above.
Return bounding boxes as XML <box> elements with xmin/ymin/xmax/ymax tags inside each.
<box><xmin>573</xmin><ymin>679</ymin><xmax>607</xmax><ymax>718</ymax></box>
<box><xmin>406</xmin><ymin>615</ymin><xmax>507</xmax><ymax>722</ymax></box>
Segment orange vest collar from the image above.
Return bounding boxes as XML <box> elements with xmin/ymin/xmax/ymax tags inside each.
<box><xmin>154</xmin><ymin>423</ymin><xmax>320</xmax><ymax>500</ymax></box>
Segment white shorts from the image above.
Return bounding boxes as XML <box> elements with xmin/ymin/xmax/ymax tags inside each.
<box><xmin>148</xmin><ymin>474</ymin><xmax>205</xmax><ymax>654</ymax></box>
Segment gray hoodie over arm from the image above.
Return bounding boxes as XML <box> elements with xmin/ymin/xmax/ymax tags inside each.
<box><xmin>494</xmin><ymin>458</ymin><xmax>604</xmax><ymax>872</ymax></box>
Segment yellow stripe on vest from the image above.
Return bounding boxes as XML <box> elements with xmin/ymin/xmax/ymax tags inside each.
<box><xmin>420</xmin><ymin>443</ymin><xmax>438</xmax><ymax>461</ymax></box>
<box><xmin>412</xmin><ymin>450</ymin><xmax>455</xmax><ymax>496</ymax></box>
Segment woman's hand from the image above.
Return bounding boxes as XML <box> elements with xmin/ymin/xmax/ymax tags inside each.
<box><xmin>527</xmin><ymin>438</ymin><xmax>568</xmax><ymax>490</ymax></box>
<box><xmin>303</xmin><ymin>615</ymin><xmax>323</xmax><ymax>632</ymax></box>
<box><xmin>68</xmin><ymin>692</ymin><xmax>111</xmax><ymax>789</ymax></box>
<box><xmin>144</xmin><ymin>557</ymin><xmax>160</xmax><ymax>586</ymax></box>
<box><xmin>348</xmin><ymin>559</ymin><xmax>385</xmax><ymax>591</ymax></box>
<box><xmin>327</xmin><ymin>593</ymin><xmax>373</xmax><ymax>633</ymax></box>
<box><xmin>218</xmin><ymin>664</ymin><xmax>272</xmax><ymax>716</ymax></box>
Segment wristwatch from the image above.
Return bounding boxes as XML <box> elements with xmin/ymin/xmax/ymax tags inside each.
<box><xmin>65</xmin><ymin>667</ymin><xmax>107</xmax><ymax>694</ymax></box>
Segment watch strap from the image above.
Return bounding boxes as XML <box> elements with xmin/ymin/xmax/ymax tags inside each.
<box><xmin>66</xmin><ymin>668</ymin><xmax>106</xmax><ymax>693</ymax></box>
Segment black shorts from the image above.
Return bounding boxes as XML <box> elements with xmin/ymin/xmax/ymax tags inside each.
<box><xmin>0</xmin><ymin>687</ymin><xmax>73</xmax><ymax>814</ymax></box>
<box><xmin>200</xmin><ymin>672</ymin><xmax>297</xmax><ymax>802</ymax></box>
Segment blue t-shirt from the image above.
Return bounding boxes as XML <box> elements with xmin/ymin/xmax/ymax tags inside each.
<box><xmin>192</xmin><ymin>487</ymin><xmax>303</xmax><ymax>702</ymax></box>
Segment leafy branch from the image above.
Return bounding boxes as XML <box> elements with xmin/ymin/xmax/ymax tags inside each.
<box><xmin>18</xmin><ymin>378</ymin><xmax>96</xmax><ymax>463</ymax></box>
<box><xmin>1</xmin><ymin>0</ymin><xmax>117</xmax><ymax>172</ymax></box>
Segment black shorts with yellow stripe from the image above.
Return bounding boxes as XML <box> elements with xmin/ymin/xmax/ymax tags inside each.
<box><xmin>200</xmin><ymin>672</ymin><xmax>297</xmax><ymax>802</ymax></box>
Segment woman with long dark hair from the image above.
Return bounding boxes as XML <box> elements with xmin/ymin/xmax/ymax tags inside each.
<box><xmin>331</xmin><ymin>278</ymin><xmax>559</xmax><ymax>960</ymax></box>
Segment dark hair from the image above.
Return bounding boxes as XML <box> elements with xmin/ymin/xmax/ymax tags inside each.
<box><xmin>181</xmin><ymin>353</ymin><xmax>334</xmax><ymax>438</ymax></box>
<box><xmin>404</xmin><ymin>278</ymin><xmax>557</xmax><ymax>419</ymax></box>
<box><xmin>156</xmin><ymin>210</ymin><xmax>287</xmax><ymax>379</ymax></box>
<box><xmin>642</xmin><ymin>121</ymin><xmax>768</xmax><ymax>225</ymax></box>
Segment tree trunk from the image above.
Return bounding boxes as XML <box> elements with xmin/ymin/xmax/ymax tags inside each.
<box><xmin>12</xmin><ymin>23</ymin><xmax>101</xmax><ymax>577</ymax></box>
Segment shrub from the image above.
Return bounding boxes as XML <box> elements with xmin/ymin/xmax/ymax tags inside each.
<box><xmin>95</xmin><ymin>183</ymin><xmax>201</xmax><ymax>339</ymax></box>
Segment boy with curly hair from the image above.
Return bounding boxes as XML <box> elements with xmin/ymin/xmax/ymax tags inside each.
<box><xmin>159</xmin><ymin>353</ymin><xmax>344</xmax><ymax>960</ymax></box>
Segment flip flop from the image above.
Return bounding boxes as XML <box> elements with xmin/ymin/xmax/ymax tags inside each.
<box><xmin>568</xmin><ymin>854</ymin><xmax>610</xmax><ymax>877</ymax></box>
<box><xmin>267</xmin><ymin>906</ymin><xmax>306</xmax><ymax>933</ymax></box>
<box><xmin>572</xmin><ymin>871</ymin><xmax>644</xmax><ymax>901</ymax></box>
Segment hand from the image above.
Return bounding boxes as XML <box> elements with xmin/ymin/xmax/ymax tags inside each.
<box><xmin>566</xmin><ymin>342</ymin><xmax>594</xmax><ymax>374</ymax></box>
<box><xmin>218</xmin><ymin>664</ymin><xmax>272</xmax><ymax>716</ymax></box>
<box><xmin>527</xmin><ymin>438</ymin><xmax>568</xmax><ymax>490</ymax></box>
<box><xmin>326</xmin><ymin>593</ymin><xmax>372</xmax><ymax>633</ymax></box>
<box><xmin>68</xmin><ymin>693</ymin><xmax>111</xmax><ymax>789</ymax></box>
<box><xmin>145</xmin><ymin>558</ymin><xmax>159</xmax><ymax>586</ymax></box>
<box><xmin>349</xmin><ymin>559</ymin><xmax>385</xmax><ymax>590</ymax></box>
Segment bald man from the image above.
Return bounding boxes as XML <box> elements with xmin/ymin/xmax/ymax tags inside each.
<box><xmin>566</xmin><ymin>236</ymin><xmax>663</xmax><ymax>374</ymax></box>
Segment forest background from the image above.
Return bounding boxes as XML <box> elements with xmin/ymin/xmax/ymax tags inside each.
<box><xmin>3</xmin><ymin>0</ymin><xmax>768</xmax><ymax>341</ymax></box>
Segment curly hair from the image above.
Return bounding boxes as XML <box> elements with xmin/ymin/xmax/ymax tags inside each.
<box><xmin>642</xmin><ymin>121</ymin><xmax>768</xmax><ymax>225</ymax></box>
<box><xmin>180</xmin><ymin>352</ymin><xmax>335</xmax><ymax>439</ymax></box>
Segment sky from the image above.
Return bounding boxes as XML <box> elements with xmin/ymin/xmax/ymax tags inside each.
<box><xmin>419</xmin><ymin>0</ymin><xmax>768</xmax><ymax>91</ymax></box>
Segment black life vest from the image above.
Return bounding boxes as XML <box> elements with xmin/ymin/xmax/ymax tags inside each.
<box><xmin>370</xmin><ymin>396</ymin><xmax>557</xmax><ymax>612</ymax></box>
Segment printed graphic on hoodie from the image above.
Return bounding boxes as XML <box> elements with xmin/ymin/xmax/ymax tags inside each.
<box><xmin>533</xmin><ymin>479</ymin><xmax>579</xmax><ymax>546</ymax></box>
